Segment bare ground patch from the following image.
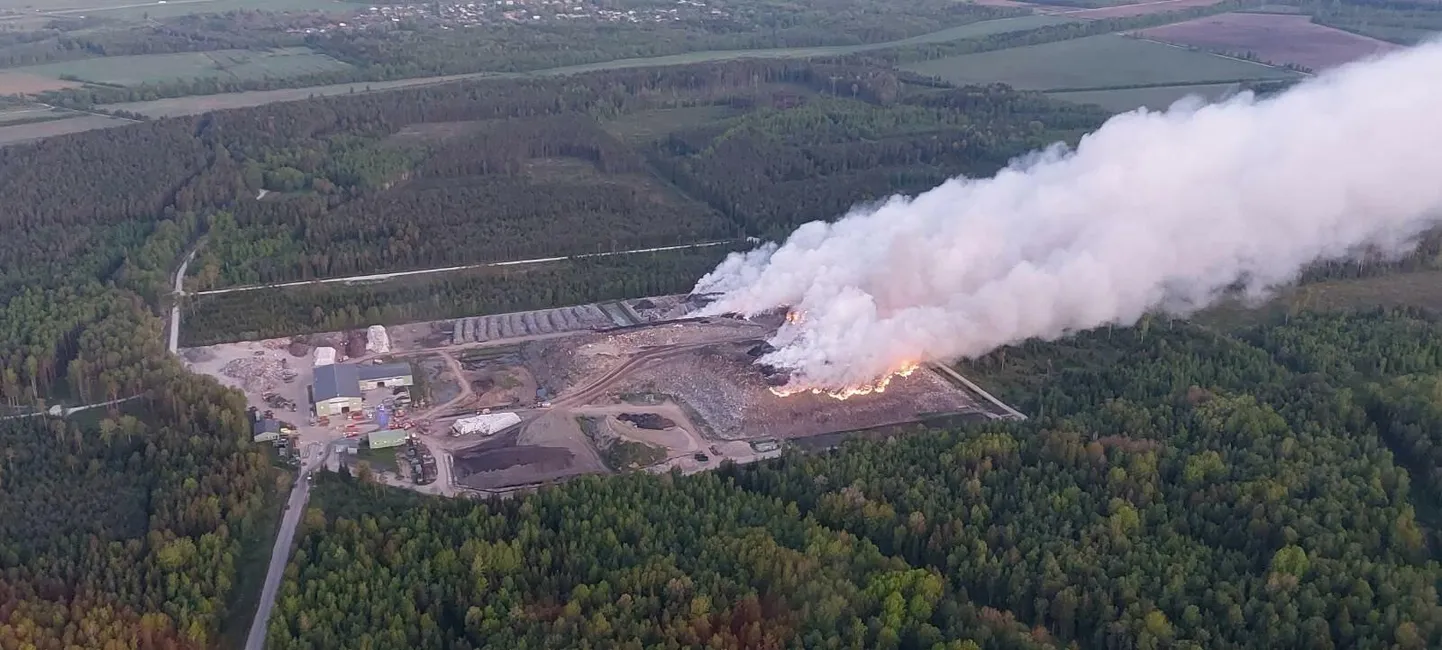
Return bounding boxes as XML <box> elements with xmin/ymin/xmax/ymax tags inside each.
<box><xmin>0</xmin><ymin>114</ymin><xmax>132</xmax><ymax>146</ymax></box>
<box><xmin>0</xmin><ymin>72</ymin><xmax>80</xmax><ymax>94</ymax></box>
<box><xmin>1137</xmin><ymin>12</ymin><xmax>1399</xmax><ymax>70</ymax></box>
<box><xmin>605</xmin><ymin>340</ymin><xmax>982</xmax><ymax>441</ymax></box>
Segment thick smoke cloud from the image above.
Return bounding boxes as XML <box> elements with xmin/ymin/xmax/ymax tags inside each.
<box><xmin>694</xmin><ymin>40</ymin><xmax>1442</xmax><ymax>390</ymax></box>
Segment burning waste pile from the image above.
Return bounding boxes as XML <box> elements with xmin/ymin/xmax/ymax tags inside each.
<box><xmin>696</xmin><ymin>40</ymin><xmax>1442</xmax><ymax>398</ymax></box>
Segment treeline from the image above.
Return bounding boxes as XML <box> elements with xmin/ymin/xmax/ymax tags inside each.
<box><xmin>1279</xmin><ymin>0</ymin><xmax>1442</xmax><ymax>43</ymax></box>
<box><xmin>269</xmin><ymin>310</ymin><xmax>1441</xmax><ymax>648</ymax></box>
<box><xmin>0</xmin><ymin>367</ymin><xmax>278</xmax><ymax>648</ymax></box>
<box><xmin>181</xmin><ymin>246</ymin><xmax>737</xmax><ymax>345</ymax></box>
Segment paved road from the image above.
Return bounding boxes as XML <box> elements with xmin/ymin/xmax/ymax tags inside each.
<box><xmin>192</xmin><ymin>241</ymin><xmax>735</xmax><ymax>296</ymax></box>
<box><xmin>245</xmin><ymin>442</ymin><xmax>327</xmax><ymax>650</ymax></box>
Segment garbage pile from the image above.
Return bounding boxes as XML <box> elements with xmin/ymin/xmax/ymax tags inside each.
<box><xmin>221</xmin><ymin>355</ymin><xmax>289</xmax><ymax>393</ymax></box>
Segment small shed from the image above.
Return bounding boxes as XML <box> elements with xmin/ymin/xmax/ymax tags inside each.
<box><xmin>253</xmin><ymin>418</ymin><xmax>283</xmax><ymax>443</ymax></box>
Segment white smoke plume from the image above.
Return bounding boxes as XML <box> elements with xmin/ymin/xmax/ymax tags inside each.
<box><xmin>695</xmin><ymin>40</ymin><xmax>1442</xmax><ymax>391</ymax></box>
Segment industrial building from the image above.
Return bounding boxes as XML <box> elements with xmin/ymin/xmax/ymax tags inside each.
<box><xmin>311</xmin><ymin>364</ymin><xmax>363</xmax><ymax>417</ymax></box>
<box><xmin>310</xmin><ymin>362</ymin><xmax>414</xmax><ymax>416</ymax></box>
<box><xmin>253</xmin><ymin>418</ymin><xmax>282</xmax><ymax>443</ymax></box>
<box><xmin>357</xmin><ymin>362</ymin><xmax>413</xmax><ymax>390</ymax></box>
<box><xmin>368</xmin><ymin>429</ymin><xmax>410</xmax><ymax>449</ymax></box>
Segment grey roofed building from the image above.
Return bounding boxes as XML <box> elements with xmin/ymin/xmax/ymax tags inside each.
<box><xmin>313</xmin><ymin>364</ymin><xmax>362</xmax><ymax>400</ymax></box>
<box><xmin>359</xmin><ymin>362</ymin><xmax>412</xmax><ymax>381</ymax></box>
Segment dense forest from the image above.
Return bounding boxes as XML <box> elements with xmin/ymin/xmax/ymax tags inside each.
<box><xmin>269</xmin><ymin>310</ymin><xmax>1441</xmax><ymax>649</ymax></box>
<box><xmin>0</xmin><ymin>369</ymin><xmax>279</xmax><ymax>648</ymax></box>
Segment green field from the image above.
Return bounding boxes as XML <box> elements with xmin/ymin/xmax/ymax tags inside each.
<box><xmin>900</xmin><ymin>34</ymin><xmax>1299</xmax><ymax>91</ymax></box>
<box><xmin>13</xmin><ymin>47</ymin><xmax>351</xmax><ymax>85</ymax></box>
<box><xmin>1048</xmin><ymin>81</ymin><xmax>1242</xmax><ymax>112</ymax></box>
<box><xmin>0</xmin><ymin>0</ymin><xmax>345</xmax><ymax>21</ymax></box>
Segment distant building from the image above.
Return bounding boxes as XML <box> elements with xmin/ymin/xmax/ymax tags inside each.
<box><xmin>311</xmin><ymin>364</ymin><xmax>363</xmax><ymax>417</ymax></box>
<box><xmin>751</xmin><ymin>439</ymin><xmax>780</xmax><ymax>453</ymax></box>
<box><xmin>368</xmin><ymin>429</ymin><xmax>409</xmax><ymax>449</ymax></box>
<box><xmin>358</xmin><ymin>362</ymin><xmax>413</xmax><ymax>390</ymax></box>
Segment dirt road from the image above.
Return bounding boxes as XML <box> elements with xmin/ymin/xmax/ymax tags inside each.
<box><xmin>193</xmin><ymin>241</ymin><xmax>735</xmax><ymax>296</ymax></box>
<box><xmin>168</xmin><ymin>246</ymin><xmax>198</xmax><ymax>354</ymax></box>
<box><xmin>245</xmin><ymin>442</ymin><xmax>327</xmax><ymax>650</ymax></box>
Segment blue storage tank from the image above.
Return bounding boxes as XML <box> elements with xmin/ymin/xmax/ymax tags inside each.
<box><xmin>376</xmin><ymin>405</ymin><xmax>390</xmax><ymax>429</ymax></box>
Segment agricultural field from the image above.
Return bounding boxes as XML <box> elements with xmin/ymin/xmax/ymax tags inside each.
<box><xmin>900</xmin><ymin>33</ymin><xmax>1299</xmax><ymax>91</ymax></box>
<box><xmin>1047</xmin><ymin>81</ymin><xmax>1240</xmax><ymax>112</ymax></box>
<box><xmin>11</xmin><ymin>47</ymin><xmax>352</xmax><ymax>86</ymax></box>
<box><xmin>0</xmin><ymin>105</ymin><xmax>61</xmax><ymax>123</ymax></box>
<box><xmin>0</xmin><ymin>114</ymin><xmax>132</xmax><ymax>145</ymax></box>
<box><xmin>0</xmin><ymin>0</ymin><xmax>345</xmax><ymax>24</ymax></box>
<box><xmin>1054</xmin><ymin>0</ymin><xmax>1232</xmax><ymax>19</ymax></box>
<box><xmin>100</xmin><ymin>74</ymin><xmax>476</xmax><ymax>118</ymax></box>
<box><xmin>1137</xmin><ymin>12</ymin><xmax>1401</xmax><ymax>70</ymax></box>
<box><xmin>0</xmin><ymin>71</ymin><xmax>79</xmax><ymax>94</ymax></box>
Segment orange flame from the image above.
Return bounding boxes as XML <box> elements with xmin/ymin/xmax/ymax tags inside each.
<box><xmin>769</xmin><ymin>361</ymin><xmax>921</xmax><ymax>401</ymax></box>
<box><xmin>784</xmin><ymin>309</ymin><xmax>805</xmax><ymax>325</ymax></box>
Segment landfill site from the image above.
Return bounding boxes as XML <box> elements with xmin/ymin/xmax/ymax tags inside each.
<box><xmin>181</xmin><ymin>294</ymin><xmax>1020</xmax><ymax>496</ymax></box>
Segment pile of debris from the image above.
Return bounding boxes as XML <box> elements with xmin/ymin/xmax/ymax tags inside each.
<box><xmin>221</xmin><ymin>355</ymin><xmax>290</xmax><ymax>393</ymax></box>
<box><xmin>367</xmin><ymin>325</ymin><xmax>390</xmax><ymax>354</ymax></box>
